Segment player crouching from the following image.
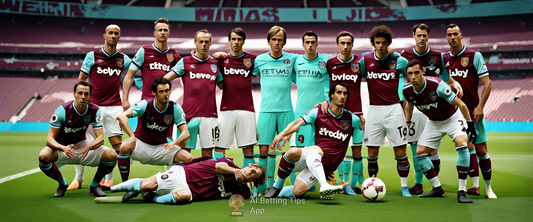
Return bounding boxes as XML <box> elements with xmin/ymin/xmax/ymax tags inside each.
<box><xmin>38</xmin><ymin>81</ymin><xmax>118</xmax><ymax>197</ymax></box>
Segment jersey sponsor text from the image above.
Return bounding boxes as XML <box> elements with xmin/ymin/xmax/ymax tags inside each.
<box><xmin>318</xmin><ymin>127</ymin><xmax>349</xmax><ymax>141</ymax></box>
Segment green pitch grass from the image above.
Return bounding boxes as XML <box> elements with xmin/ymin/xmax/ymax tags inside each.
<box><xmin>1</xmin><ymin>132</ymin><xmax>532</xmax><ymax>222</ymax></box>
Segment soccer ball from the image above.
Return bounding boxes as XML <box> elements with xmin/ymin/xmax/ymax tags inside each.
<box><xmin>361</xmin><ymin>177</ymin><xmax>386</xmax><ymax>202</ymax></box>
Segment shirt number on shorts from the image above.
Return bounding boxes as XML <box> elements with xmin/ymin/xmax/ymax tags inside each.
<box><xmin>212</xmin><ymin>126</ymin><xmax>220</xmax><ymax>142</ymax></box>
<box><xmin>408</xmin><ymin>122</ymin><xmax>416</xmax><ymax>136</ymax></box>
<box><xmin>458</xmin><ymin>120</ymin><xmax>467</xmax><ymax>132</ymax></box>
<box><xmin>397</xmin><ymin>126</ymin><xmax>408</xmax><ymax>139</ymax></box>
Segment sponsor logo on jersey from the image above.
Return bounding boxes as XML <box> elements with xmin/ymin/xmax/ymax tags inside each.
<box><xmin>417</xmin><ymin>102</ymin><xmax>438</xmax><ymax>110</ymax></box>
<box><xmin>284</xmin><ymin>59</ymin><xmax>291</xmax><ymax>67</ymax></box>
<box><xmin>146</xmin><ymin>122</ymin><xmax>169</xmax><ymax>131</ymax></box>
<box><xmin>166</xmin><ymin>53</ymin><xmax>174</xmax><ymax>62</ymax></box>
<box><xmin>449</xmin><ymin>69</ymin><xmax>468</xmax><ymax>78</ymax></box>
<box><xmin>461</xmin><ymin>57</ymin><xmax>469</xmax><ymax>67</ymax></box>
<box><xmin>244</xmin><ymin>58</ymin><xmax>252</xmax><ymax>67</ymax></box>
<box><xmin>340</xmin><ymin>120</ymin><xmax>350</xmax><ymax>130</ymax></box>
<box><xmin>190</xmin><ymin>72</ymin><xmax>217</xmax><ymax>81</ymax></box>
<box><xmin>351</xmin><ymin>63</ymin><xmax>360</xmax><ymax>72</ymax></box>
<box><xmin>164</xmin><ymin>114</ymin><xmax>172</xmax><ymax>125</ymax></box>
<box><xmin>83</xmin><ymin>115</ymin><xmax>91</xmax><ymax>124</ymax></box>
<box><xmin>319</xmin><ymin>61</ymin><xmax>326</xmax><ymax>69</ymax></box>
<box><xmin>190</xmin><ymin>65</ymin><xmax>195</xmax><ymax>69</ymax></box>
<box><xmin>96</xmin><ymin>59</ymin><xmax>104</xmax><ymax>64</ymax></box>
<box><xmin>67</xmin><ymin>119</ymin><xmax>72</xmax><ymax>125</ymax></box>
<box><xmin>387</xmin><ymin>60</ymin><xmax>396</xmax><ymax>69</ymax></box>
<box><xmin>332</xmin><ymin>73</ymin><xmax>358</xmax><ymax>82</ymax></box>
<box><xmin>428</xmin><ymin>56</ymin><xmax>436</xmax><ymax>66</ymax></box>
<box><xmin>211</xmin><ymin>64</ymin><xmax>218</xmax><ymax>73</ymax></box>
<box><xmin>224</xmin><ymin>67</ymin><xmax>250</xmax><ymax>77</ymax></box>
<box><xmin>429</xmin><ymin>91</ymin><xmax>438</xmax><ymax>101</ymax></box>
<box><xmin>318</xmin><ymin>127</ymin><xmax>349</xmax><ymax>141</ymax></box>
<box><xmin>96</xmin><ymin>67</ymin><xmax>122</xmax><ymax>76</ymax></box>
<box><xmin>149</xmin><ymin>62</ymin><xmax>171</xmax><ymax>71</ymax></box>
<box><xmin>116</xmin><ymin>58</ymin><xmax>124</xmax><ymax>67</ymax></box>
<box><xmin>64</xmin><ymin>125</ymin><xmax>87</xmax><ymax>133</ymax></box>
<box><xmin>367</xmin><ymin>71</ymin><xmax>395</xmax><ymax>80</ymax></box>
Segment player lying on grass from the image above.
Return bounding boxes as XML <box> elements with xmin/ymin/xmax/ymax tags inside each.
<box><xmin>264</xmin><ymin>83</ymin><xmax>363</xmax><ymax>200</ymax></box>
<box><xmin>109</xmin><ymin>156</ymin><xmax>265</xmax><ymax>204</ymax></box>
<box><xmin>38</xmin><ymin>80</ymin><xmax>118</xmax><ymax>197</ymax></box>
<box><xmin>403</xmin><ymin>59</ymin><xmax>477</xmax><ymax>203</ymax></box>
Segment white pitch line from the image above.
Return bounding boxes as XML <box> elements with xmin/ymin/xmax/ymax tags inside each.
<box><xmin>0</xmin><ymin>168</ymin><xmax>41</xmax><ymax>184</ymax></box>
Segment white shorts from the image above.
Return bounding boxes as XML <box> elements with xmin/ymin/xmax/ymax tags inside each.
<box><xmin>418</xmin><ymin>110</ymin><xmax>468</xmax><ymax>149</ymax></box>
<box><xmin>130</xmin><ymin>138</ymin><xmax>183</xmax><ymax>165</ymax></box>
<box><xmin>173</xmin><ymin>117</ymin><xmax>218</xmax><ymax>149</ymax></box>
<box><xmin>408</xmin><ymin>109</ymin><xmax>428</xmax><ymax>143</ymax></box>
<box><xmin>55</xmin><ymin>139</ymin><xmax>110</xmax><ymax>167</ymax></box>
<box><xmin>218</xmin><ymin>110</ymin><xmax>257</xmax><ymax>149</ymax></box>
<box><xmin>289</xmin><ymin>147</ymin><xmax>320</xmax><ymax>190</ymax></box>
<box><xmin>99</xmin><ymin>106</ymin><xmax>124</xmax><ymax>137</ymax></box>
<box><xmin>364</xmin><ymin>104</ymin><xmax>408</xmax><ymax>147</ymax></box>
<box><xmin>154</xmin><ymin>165</ymin><xmax>192</xmax><ymax>201</ymax></box>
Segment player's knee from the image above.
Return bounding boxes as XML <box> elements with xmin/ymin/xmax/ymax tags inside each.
<box><xmin>38</xmin><ymin>148</ymin><xmax>52</xmax><ymax>162</ymax></box>
<box><xmin>292</xmin><ymin>184</ymin><xmax>308</xmax><ymax>197</ymax></box>
<box><xmin>119</xmin><ymin>138</ymin><xmax>135</xmax><ymax>154</ymax></box>
<box><xmin>307</xmin><ymin>146</ymin><xmax>323</xmax><ymax>156</ymax></box>
<box><xmin>177</xmin><ymin>150</ymin><xmax>193</xmax><ymax>164</ymax></box>
<box><xmin>172</xmin><ymin>189</ymin><xmax>192</xmax><ymax>204</ymax></box>
<box><xmin>103</xmin><ymin>149</ymin><xmax>118</xmax><ymax>161</ymax></box>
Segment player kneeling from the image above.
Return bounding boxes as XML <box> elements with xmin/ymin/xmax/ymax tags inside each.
<box><xmin>403</xmin><ymin>59</ymin><xmax>477</xmax><ymax>203</ymax></box>
<box><xmin>109</xmin><ymin>157</ymin><xmax>265</xmax><ymax>204</ymax></box>
<box><xmin>38</xmin><ymin>81</ymin><xmax>117</xmax><ymax>197</ymax></box>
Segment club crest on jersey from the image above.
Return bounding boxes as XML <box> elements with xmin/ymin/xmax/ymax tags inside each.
<box><xmin>351</xmin><ymin>63</ymin><xmax>360</xmax><ymax>72</ymax></box>
<box><xmin>387</xmin><ymin>60</ymin><xmax>396</xmax><ymax>69</ymax></box>
<box><xmin>428</xmin><ymin>56</ymin><xmax>436</xmax><ymax>66</ymax></box>
<box><xmin>319</xmin><ymin>61</ymin><xmax>326</xmax><ymax>69</ymax></box>
<box><xmin>210</xmin><ymin>64</ymin><xmax>217</xmax><ymax>73</ymax></box>
<box><xmin>461</xmin><ymin>57</ymin><xmax>469</xmax><ymax>67</ymax></box>
<box><xmin>116</xmin><ymin>58</ymin><xmax>124</xmax><ymax>67</ymax></box>
<box><xmin>166</xmin><ymin>53</ymin><xmax>174</xmax><ymax>62</ymax></box>
<box><xmin>284</xmin><ymin>59</ymin><xmax>291</xmax><ymax>67</ymax></box>
<box><xmin>429</xmin><ymin>91</ymin><xmax>438</xmax><ymax>101</ymax></box>
<box><xmin>340</xmin><ymin>120</ymin><xmax>349</xmax><ymax>130</ymax></box>
<box><xmin>83</xmin><ymin>115</ymin><xmax>91</xmax><ymax>124</ymax></box>
<box><xmin>244</xmin><ymin>58</ymin><xmax>252</xmax><ymax>68</ymax></box>
<box><xmin>164</xmin><ymin>115</ymin><xmax>173</xmax><ymax>125</ymax></box>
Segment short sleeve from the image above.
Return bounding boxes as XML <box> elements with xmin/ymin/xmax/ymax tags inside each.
<box><xmin>170</xmin><ymin>59</ymin><xmax>186</xmax><ymax>77</ymax></box>
<box><xmin>49</xmin><ymin>106</ymin><xmax>66</xmax><ymax>128</ymax></box>
<box><xmin>129</xmin><ymin>47</ymin><xmax>145</xmax><ymax>71</ymax></box>
<box><xmin>91</xmin><ymin>109</ymin><xmax>103</xmax><ymax>128</ymax></box>
<box><xmin>301</xmin><ymin>108</ymin><xmax>319</xmax><ymax>125</ymax></box>
<box><xmin>131</xmin><ymin>100</ymin><xmax>148</xmax><ymax>117</ymax></box>
<box><xmin>474</xmin><ymin>52</ymin><xmax>489</xmax><ymax>78</ymax></box>
<box><xmin>122</xmin><ymin>54</ymin><xmax>132</xmax><ymax>71</ymax></box>
<box><xmin>80</xmin><ymin>52</ymin><xmax>94</xmax><ymax>74</ymax></box>
<box><xmin>438</xmin><ymin>53</ymin><xmax>450</xmax><ymax>82</ymax></box>
<box><xmin>436</xmin><ymin>81</ymin><xmax>457</xmax><ymax>104</ymax></box>
<box><xmin>173</xmin><ymin>104</ymin><xmax>187</xmax><ymax>127</ymax></box>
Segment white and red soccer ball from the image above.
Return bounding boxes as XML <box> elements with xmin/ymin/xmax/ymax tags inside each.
<box><xmin>361</xmin><ymin>177</ymin><xmax>387</xmax><ymax>202</ymax></box>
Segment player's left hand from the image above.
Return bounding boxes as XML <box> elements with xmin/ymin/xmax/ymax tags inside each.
<box><xmin>466</xmin><ymin>120</ymin><xmax>477</xmax><ymax>143</ymax></box>
<box><xmin>80</xmin><ymin>147</ymin><xmax>89</xmax><ymax>162</ymax></box>
<box><xmin>451</xmin><ymin>81</ymin><xmax>464</xmax><ymax>98</ymax></box>
<box><xmin>235</xmin><ymin>169</ymin><xmax>245</xmax><ymax>181</ymax></box>
<box><xmin>212</xmin><ymin>52</ymin><xmax>228</xmax><ymax>59</ymax></box>
<box><xmin>359</xmin><ymin>116</ymin><xmax>365</xmax><ymax>130</ymax></box>
<box><xmin>163</xmin><ymin>142</ymin><xmax>175</xmax><ymax>151</ymax></box>
<box><xmin>473</xmin><ymin>107</ymin><xmax>484</xmax><ymax>124</ymax></box>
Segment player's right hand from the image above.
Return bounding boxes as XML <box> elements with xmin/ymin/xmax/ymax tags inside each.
<box><xmin>270</xmin><ymin>135</ymin><xmax>285</xmax><ymax>151</ymax></box>
<box><xmin>122</xmin><ymin>100</ymin><xmax>131</xmax><ymax>111</ymax></box>
<box><xmin>466</xmin><ymin>120</ymin><xmax>477</xmax><ymax>143</ymax></box>
<box><xmin>62</xmin><ymin>145</ymin><xmax>76</xmax><ymax>158</ymax></box>
<box><xmin>320</xmin><ymin>100</ymin><xmax>329</xmax><ymax>114</ymax></box>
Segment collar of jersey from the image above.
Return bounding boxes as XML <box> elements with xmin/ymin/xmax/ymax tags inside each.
<box><xmin>413</xmin><ymin>77</ymin><xmax>428</xmax><ymax>94</ymax></box>
<box><xmin>192</xmin><ymin>54</ymin><xmax>210</xmax><ymax>62</ymax></box>
<box><xmin>228</xmin><ymin>52</ymin><xmax>246</xmax><ymax>59</ymax></box>
<box><xmin>268</xmin><ymin>51</ymin><xmax>286</xmax><ymax>60</ymax></box>
<box><xmin>373</xmin><ymin>51</ymin><xmax>390</xmax><ymax>61</ymax></box>
<box><xmin>413</xmin><ymin>46</ymin><xmax>431</xmax><ymax>57</ymax></box>
<box><xmin>450</xmin><ymin>45</ymin><xmax>466</xmax><ymax>57</ymax></box>
<box><xmin>101</xmin><ymin>47</ymin><xmax>118</xmax><ymax>57</ymax></box>
<box><xmin>336</xmin><ymin>54</ymin><xmax>354</xmax><ymax>63</ymax></box>
<box><xmin>327</xmin><ymin>108</ymin><xmax>344</xmax><ymax>119</ymax></box>
<box><xmin>302</xmin><ymin>54</ymin><xmax>319</xmax><ymax>62</ymax></box>
<box><xmin>152</xmin><ymin>100</ymin><xmax>169</xmax><ymax>113</ymax></box>
<box><xmin>73</xmin><ymin>103</ymin><xmax>89</xmax><ymax>116</ymax></box>
<box><xmin>152</xmin><ymin>44</ymin><xmax>170</xmax><ymax>53</ymax></box>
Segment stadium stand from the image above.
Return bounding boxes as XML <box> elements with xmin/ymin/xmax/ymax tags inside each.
<box><xmin>0</xmin><ymin>77</ymin><xmax>43</xmax><ymax>121</ymax></box>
